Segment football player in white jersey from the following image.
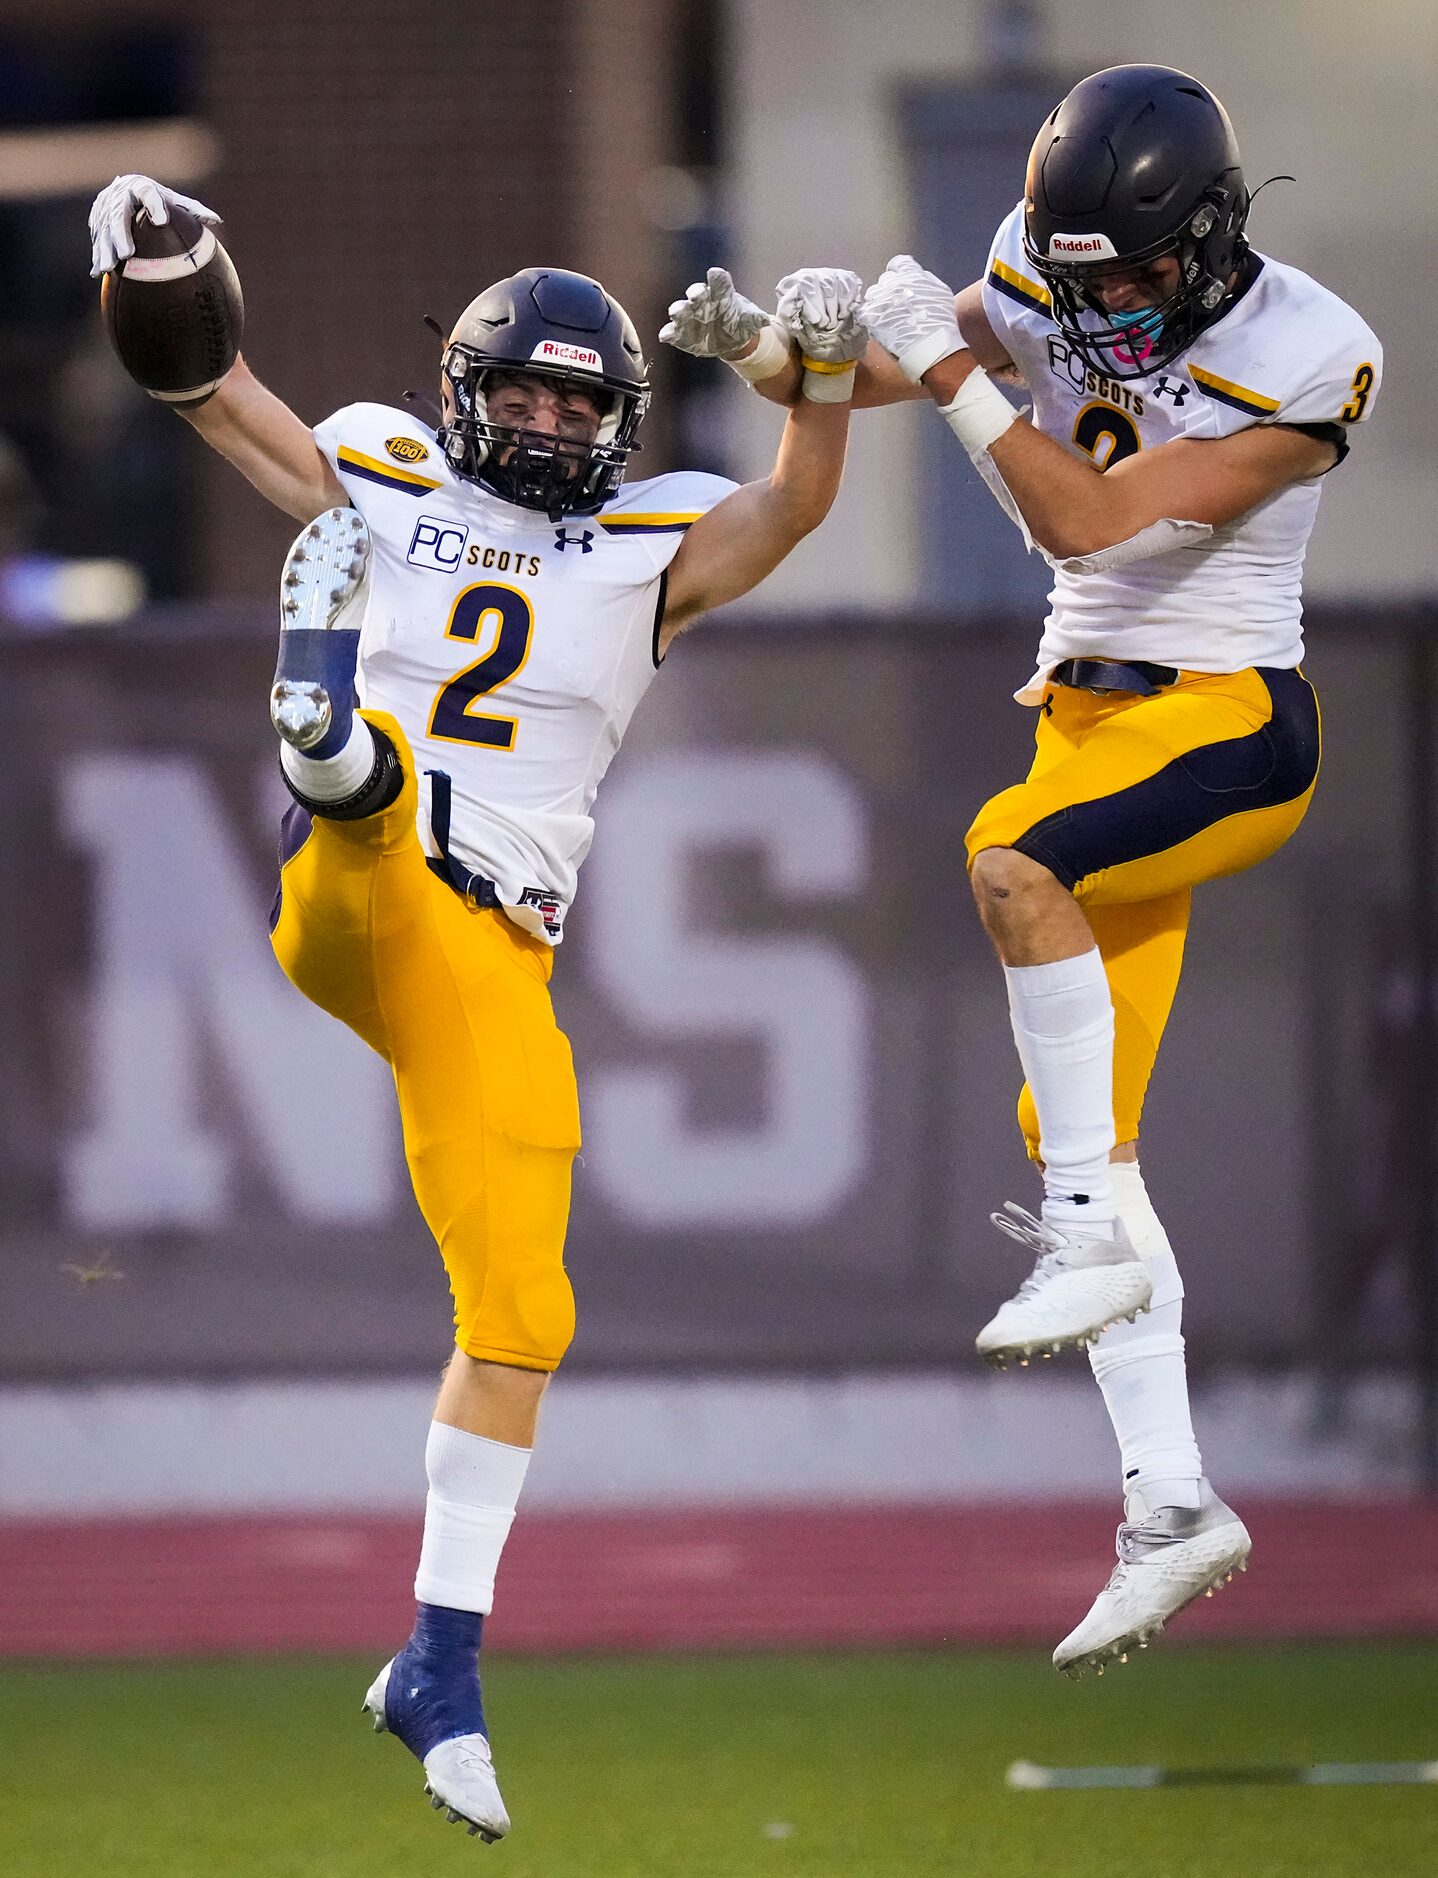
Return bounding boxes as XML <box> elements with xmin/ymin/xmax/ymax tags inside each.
<box><xmin>680</xmin><ymin>64</ymin><xmax>1381</xmax><ymax>1676</ymax></box>
<box><xmin>89</xmin><ymin>175</ymin><xmax>866</xmax><ymax>1839</ymax></box>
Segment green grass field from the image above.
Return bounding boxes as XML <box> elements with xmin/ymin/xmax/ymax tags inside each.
<box><xmin>2</xmin><ymin>1644</ymin><xmax>1435</xmax><ymax>1877</ymax></box>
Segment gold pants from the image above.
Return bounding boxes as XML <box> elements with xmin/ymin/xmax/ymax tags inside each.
<box><xmin>269</xmin><ymin>712</ymin><xmax>580</xmax><ymax>1370</ymax></box>
<box><xmin>965</xmin><ymin>667</ymin><xmax>1320</xmax><ymax>1156</ymax></box>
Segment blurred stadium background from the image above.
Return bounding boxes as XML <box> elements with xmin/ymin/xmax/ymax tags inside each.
<box><xmin>1</xmin><ymin>2</ymin><xmax>1435</xmax><ymax>1873</ymax></box>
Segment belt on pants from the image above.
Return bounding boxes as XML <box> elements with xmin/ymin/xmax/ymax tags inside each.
<box><xmin>425</xmin><ymin>855</ymin><xmax>501</xmax><ymax>907</ymax></box>
<box><xmin>1051</xmin><ymin>658</ymin><xmax>1180</xmax><ymax>696</ymax></box>
<box><xmin>424</xmin><ymin>767</ymin><xmax>502</xmax><ymax>908</ymax></box>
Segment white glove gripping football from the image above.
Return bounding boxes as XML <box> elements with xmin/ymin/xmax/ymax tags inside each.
<box><xmin>860</xmin><ymin>254</ymin><xmax>965</xmax><ymax>384</ymax></box>
<box><xmin>89</xmin><ymin>174</ymin><xmax>221</xmax><ymax>279</ymax></box>
<box><xmin>659</xmin><ymin>267</ymin><xmax>790</xmax><ymax>381</ymax></box>
<box><xmin>774</xmin><ymin>267</ymin><xmax>866</xmax><ymax>403</ymax></box>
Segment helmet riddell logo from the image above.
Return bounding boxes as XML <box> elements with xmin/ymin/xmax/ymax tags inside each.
<box><xmin>1049</xmin><ymin>232</ymin><xmax>1119</xmax><ymax>259</ymax></box>
<box><xmin>532</xmin><ymin>339</ymin><xmax>603</xmax><ymax>371</ymax></box>
<box><xmin>385</xmin><ymin>436</ymin><xmax>430</xmax><ymax>463</ymax></box>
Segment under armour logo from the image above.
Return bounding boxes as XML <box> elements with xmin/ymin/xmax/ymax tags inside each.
<box><xmin>1151</xmin><ymin>375</ymin><xmax>1191</xmax><ymax>406</ymax></box>
<box><xmin>1041</xmin><ymin>693</ymin><xmax>1055</xmax><ymax>717</ymax></box>
<box><xmin>554</xmin><ymin>528</ymin><xmax>594</xmax><ymax>553</ymax></box>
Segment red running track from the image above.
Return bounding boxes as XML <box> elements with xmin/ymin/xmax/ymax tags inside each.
<box><xmin>2</xmin><ymin>1501</ymin><xmax>1436</xmax><ymax>1659</ymax></box>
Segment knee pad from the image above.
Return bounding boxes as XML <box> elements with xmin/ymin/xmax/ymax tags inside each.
<box><xmin>456</xmin><ymin>1261</ymin><xmax>576</xmax><ymax>1373</ymax></box>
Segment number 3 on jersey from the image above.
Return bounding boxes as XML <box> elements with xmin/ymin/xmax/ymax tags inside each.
<box><xmin>1073</xmin><ymin>400</ymin><xmax>1142</xmax><ymax>469</ymax></box>
<box><xmin>430</xmin><ymin>583</ymin><xmax>535</xmax><ymax>751</ymax></box>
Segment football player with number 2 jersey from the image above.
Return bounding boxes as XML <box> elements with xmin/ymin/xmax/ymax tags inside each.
<box><xmin>690</xmin><ymin>64</ymin><xmax>1382</xmax><ymax>1678</ymax></box>
<box><xmin>89</xmin><ymin>174</ymin><xmax>866</xmax><ymax>1841</ymax></box>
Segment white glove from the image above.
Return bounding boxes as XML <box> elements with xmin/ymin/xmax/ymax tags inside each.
<box><xmin>89</xmin><ymin>173</ymin><xmax>221</xmax><ymax>279</ymax></box>
<box><xmin>860</xmin><ymin>254</ymin><xmax>964</xmax><ymax>384</ymax></box>
<box><xmin>659</xmin><ymin>266</ymin><xmax>774</xmax><ymax>361</ymax></box>
<box><xmin>774</xmin><ymin>267</ymin><xmax>867</xmax><ymax>366</ymax></box>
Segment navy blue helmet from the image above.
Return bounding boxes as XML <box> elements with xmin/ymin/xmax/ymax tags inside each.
<box><xmin>1023</xmin><ymin>65</ymin><xmax>1250</xmax><ymax>380</ymax></box>
<box><xmin>438</xmin><ymin>268</ymin><xmax>649</xmax><ymax>518</ymax></box>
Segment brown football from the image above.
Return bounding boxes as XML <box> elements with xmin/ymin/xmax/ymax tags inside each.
<box><xmin>100</xmin><ymin>203</ymin><xmax>244</xmax><ymax>403</ymax></box>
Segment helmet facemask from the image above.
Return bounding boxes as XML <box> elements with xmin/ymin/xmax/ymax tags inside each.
<box><xmin>1028</xmin><ymin>187</ymin><xmax>1249</xmax><ymax>382</ymax></box>
<box><xmin>439</xmin><ymin>346</ymin><xmax>646</xmax><ymax>520</ymax></box>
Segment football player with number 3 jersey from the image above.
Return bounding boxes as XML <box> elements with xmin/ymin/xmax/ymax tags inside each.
<box><xmin>704</xmin><ymin>65</ymin><xmax>1382</xmax><ymax>1678</ymax></box>
<box><xmin>89</xmin><ymin>175</ymin><xmax>864</xmax><ymax>1840</ymax></box>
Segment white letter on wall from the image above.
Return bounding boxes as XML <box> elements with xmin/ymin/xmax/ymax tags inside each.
<box><xmin>585</xmin><ymin>750</ymin><xmax>869</xmax><ymax>1227</ymax></box>
<box><xmin>63</xmin><ymin>755</ymin><xmax>398</xmax><ymax>1227</ymax></box>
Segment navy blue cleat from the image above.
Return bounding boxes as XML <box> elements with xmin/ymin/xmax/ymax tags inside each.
<box><xmin>362</xmin><ymin>1604</ymin><xmax>510</xmax><ymax>1844</ymax></box>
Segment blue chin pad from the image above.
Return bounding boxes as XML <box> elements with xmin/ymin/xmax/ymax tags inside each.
<box><xmin>1109</xmin><ymin>306</ymin><xmax>1165</xmax><ymax>341</ymax></box>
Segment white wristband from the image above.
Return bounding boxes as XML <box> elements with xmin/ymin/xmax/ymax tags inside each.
<box><xmin>724</xmin><ymin>322</ymin><xmax>792</xmax><ymax>383</ymax></box>
<box><xmin>800</xmin><ymin>357</ymin><xmax>856</xmax><ymax>403</ymax></box>
<box><xmin>937</xmin><ymin>368</ymin><xmax>1019</xmax><ymax>456</ymax></box>
<box><xmin>897</xmin><ymin>328</ymin><xmax>965</xmax><ymax>385</ymax></box>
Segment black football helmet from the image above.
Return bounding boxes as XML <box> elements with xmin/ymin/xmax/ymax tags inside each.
<box><xmin>1023</xmin><ymin>65</ymin><xmax>1250</xmax><ymax>380</ymax></box>
<box><xmin>437</xmin><ymin>267</ymin><xmax>649</xmax><ymax>518</ymax></box>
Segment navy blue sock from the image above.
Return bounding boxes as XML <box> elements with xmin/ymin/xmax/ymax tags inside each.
<box><xmin>272</xmin><ymin>627</ymin><xmax>361</xmax><ymax>757</ymax></box>
<box><xmin>386</xmin><ymin>1602</ymin><xmax>487</xmax><ymax>1754</ymax></box>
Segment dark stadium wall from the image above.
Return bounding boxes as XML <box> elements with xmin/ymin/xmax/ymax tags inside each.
<box><xmin>0</xmin><ymin>0</ymin><xmax>681</xmax><ymax>599</ymax></box>
<box><xmin>199</xmin><ymin>0</ymin><xmax>681</xmax><ymax>597</ymax></box>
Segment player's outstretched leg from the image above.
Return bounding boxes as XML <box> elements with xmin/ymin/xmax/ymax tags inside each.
<box><xmin>362</xmin><ymin>1411</ymin><xmax>536</xmax><ymax>1844</ymax></box>
<box><xmin>1054</xmin><ymin>1160</ymin><xmax>1249</xmax><ymax>1674</ymax></box>
<box><xmin>271</xmin><ymin>506</ymin><xmax>402</xmax><ymax>819</ymax></box>
<box><xmin>967</xmin><ymin>852</ymin><xmax>1153</xmax><ymax>1364</ymax></box>
<box><xmin>1051</xmin><ymin>1478</ymin><xmax>1251</xmax><ymax>1678</ymax></box>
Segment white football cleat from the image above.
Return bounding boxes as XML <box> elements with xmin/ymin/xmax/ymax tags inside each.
<box><xmin>1053</xmin><ymin>1480</ymin><xmax>1253</xmax><ymax>1677</ymax></box>
<box><xmin>975</xmin><ymin>1203</ymin><xmax>1153</xmax><ymax>1367</ymax></box>
<box><xmin>270</xmin><ymin>506</ymin><xmax>371</xmax><ymax>751</ymax></box>
<box><xmin>363</xmin><ymin>1657</ymin><xmax>511</xmax><ymax>1844</ymax></box>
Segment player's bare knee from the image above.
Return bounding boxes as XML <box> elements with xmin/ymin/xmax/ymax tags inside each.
<box><xmin>970</xmin><ymin>846</ymin><xmax>1065</xmax><ymax>938</ymax></box>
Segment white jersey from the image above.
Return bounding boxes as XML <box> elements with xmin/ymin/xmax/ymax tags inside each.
<box><xmin>312</xmin><ymin>402</ymin><xmax>735</xmax><ymax>942</ymax></box>
<box><xmin>982</xmin><ymin>203</ymin><xmax>1382</xmax><ymax>686</ymax></box>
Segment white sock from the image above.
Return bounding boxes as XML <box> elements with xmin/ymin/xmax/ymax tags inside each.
<box><xmin>1004</xmin><ymin>948</ymin><xmax>1116</xmax><ymax>1224</ymax></box>
<box><xmin>279</xmin><ymin>716</ymin><xmax>376</xmax><ymax>803</ymax></box>
<box><xmin>414</xmin><ymin>1422</ymin><xmax>532</xmax><ymax>1614</ymax></box>
<box><xmin>1089</xmin><ymin>1161</ymin><xmax>1203</xmax><ymax>1518</ymax></box>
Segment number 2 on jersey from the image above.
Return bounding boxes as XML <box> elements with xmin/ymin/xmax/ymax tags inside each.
<box><xmin>429</xmin><ymin>583</ymin><xmax>535</xmax><ymax>751</ymax></box>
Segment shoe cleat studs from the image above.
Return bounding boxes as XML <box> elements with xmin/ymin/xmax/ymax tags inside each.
<box><xmin>1119</xmin><ymin>1652</ymin><xmax>1128</xmax><ymax>1664</ymax></box>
